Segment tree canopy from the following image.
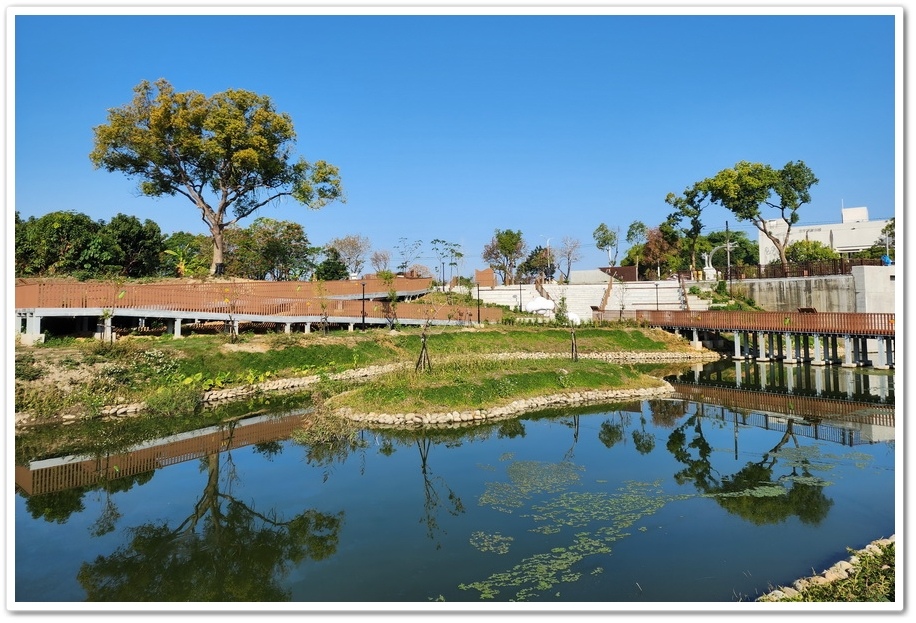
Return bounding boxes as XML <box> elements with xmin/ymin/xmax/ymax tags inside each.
<box><xmin>482</xmin><ymin>229</ymin><xmax>526</xmax><ymax>285</ymax></box>
<box><xmin>90</xmin><ymin>78</ymin><xmax>344</xmax><ymax>275</ymax></box>
<box><xmin>699</xmin><ymin>160</ymin><xmax>818</xmax><ymax>271</ymax></box>
<box><xmin>592</xmin><ymin>223</ymin><xmax>619</xmax><ymax>267</ymax></box>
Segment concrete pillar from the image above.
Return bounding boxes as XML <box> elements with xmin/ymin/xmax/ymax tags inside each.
<box><xmin>171</xmin><ymin>318</ymin><xmax>183</xmax><ymax>338</ymax></box>
<box><xmin>783</xmin><ymin>333</ymin><xmax>797</xmax><ymax>364</ymax></box>
<box><xmin>734</xmin><ymin>360</ymin><xmax>743</xmax><ymax>387</ymax></box>
<box><xmin>786</xmin><ymin>364</ymin><xmax>795</xmax><ymax>393</ymax></box>
<box><xmin>733</xmin><ymin>332</ymin><xmax>743</xmax><ymax>359</ymax></box>
<box><xmin>756</xmin><ymin>332</ymin><xmax>771</xmax><ymax>361</ymax></box>
<box><xmin>348</xmin><ymin>323</ymin><xmax>355</xmax><ymax>332</ymax></box>
<box><xmin>873</xmin><ymin>336</ymin><xmax>888</xmax><ymax>369</ymax></box>
<box><xmin>842</xmin><ymin>335</ymin><xmax>857</xmax><ymax>367</ymax></box>
<box><xmin>691</xmin><ymin>328</ymin><xmax>701</xmax><ymax>350</ymax></box>
<box><xmin>285</xmin><ymin>323</ymin><xmax>292</xmax><ymax>334</ymax></box>
<box><xmin>304</xmin><ymin>323</ymin><xmax>311</xmax><ymax>334</ymax></box>
<box><xmin>811</xmin><ymin>334</ymin><xmax>826</xmax><ymax>366</ymax></box>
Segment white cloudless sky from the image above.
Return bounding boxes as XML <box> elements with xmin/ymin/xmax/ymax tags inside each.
<box><xmin>8</xmin><ymin>2</ymin><xmax>902</xmax><ymax>275</ymax></box>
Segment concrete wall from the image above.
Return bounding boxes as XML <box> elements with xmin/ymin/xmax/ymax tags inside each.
<box><xmin>852</xmin><ymin>265</ymin><xmax>896</xmax><ymax>313</ymax></box>
<box><xmin>740</xmin><ymin>265</ymin><xmax>895</xmax><ymax>313</ymax></box>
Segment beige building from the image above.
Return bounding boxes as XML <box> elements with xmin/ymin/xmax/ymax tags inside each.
<box><xmin>758</xmin><ymin>206</ymin><xmax>890</xmax><ymax>264</ymax></box>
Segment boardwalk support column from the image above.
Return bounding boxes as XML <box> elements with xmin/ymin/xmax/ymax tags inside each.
<box><xmin>811</xmin><ymin>334</ymin><xmax>826</xmax><ymax>366</ymax></box>
<box><xmin>783</xmin><ymin>332</ymin><xmax>798</xmax><ymax>364</ymax></box>
<box><xmin>20</xmin><ymin>312</ymin><xmax>45</xmax><ymax>345</ymax></box>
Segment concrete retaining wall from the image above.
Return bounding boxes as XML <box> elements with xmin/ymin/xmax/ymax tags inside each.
<box><xmin>739</xmin><ymin>265</ymin><xmax>895</xmax><ymax>313</ymax></box>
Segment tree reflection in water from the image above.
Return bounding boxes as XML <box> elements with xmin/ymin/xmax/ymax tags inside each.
<box><xmin>76</xmin><ymin>422</ymin><xmax>344</xmax><ymax>601</ymax></box>
<box><xmin>667</xmin><ymin>411</ymin><xmax>833</xmax><ymax>525</ymax></box>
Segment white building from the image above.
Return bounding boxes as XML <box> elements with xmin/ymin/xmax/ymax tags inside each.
<box><xmin>758</xmin><ymin>206</ymin><xmax>890</xmax><ymax>264</ymax></box>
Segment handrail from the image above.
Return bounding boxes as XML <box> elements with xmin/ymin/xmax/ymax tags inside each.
<box><xmin>628</xmin><ymin>310</ymin><xmax>895</xmax><ymax>337</ymax></box>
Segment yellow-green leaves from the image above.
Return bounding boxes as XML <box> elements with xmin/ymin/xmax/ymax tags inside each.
<box><xmin>90</xmin><ymin>79</ymin><xmax>344</xmax><ymax>273</ymax></box>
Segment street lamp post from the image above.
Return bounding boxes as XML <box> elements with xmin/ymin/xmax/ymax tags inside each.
<box><xmin>654</xmin><ymin>282</ymin><xmax>659</xmax><ymax>311</ymax></box>
<box><xmin>518</xmin><ymin>282</ymin><xmax>523</xmax><ymax>312</ymax></box>
<box><xmin>361</xmin><ymin>282</ymin><xmax>366</xmax><ymax>330</ymax></box>
<box><xmin>476</xmin><ymin>283</ymin><xmax>481</xmax><ymax>324</ymax></box>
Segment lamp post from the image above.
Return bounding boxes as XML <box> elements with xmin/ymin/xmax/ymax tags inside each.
<box><xmin>654</xmin><ymin>282</ymin><xmax>659</xmax><ymax>311</ymax></box>
<box><xmin>476</xmin><ymin>283</ymin><xmax>481</xmax><ymax>324</ymax></box>
<box><xmin>518</xmin><ymin>282</ymin><xmax>523</xmax><ymax>312</ymax></box>
<box><xmin>361</xmin><ymin>282</ymin><xmax>366</xmax><ymax>330</ymax></box>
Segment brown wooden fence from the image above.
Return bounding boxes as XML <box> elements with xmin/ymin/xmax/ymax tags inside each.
<box><xmin>593</xmin><ymin>309</ymin><xmax>895</xmax><ymax>337</ymax></box>
<box><xmin>14</xmin><ymin>278</ymin><xmax>503</xmax><ymax>324</ymax></box>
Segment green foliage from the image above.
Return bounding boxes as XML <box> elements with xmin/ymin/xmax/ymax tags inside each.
<box><xmin>699</xmin><ymin>160</ymin><xmax>818</xmax><ymax>267</ymax></box>
<box><xmin>224</xmin><ymin>217</ymin><xmax>318</xmax><ymax>280</ymax></box>
<box><xmin>482</xmin><ymin>229</ymin><xmax>526</xmax><ymax>285</ymax></box>
<box><xmin>314</xmin><ymin>247</ymin><xmax>350</xmax><ymax>281</ymax></box>
<box><xmin>161</xmin><ymin>231</ymin><xmax>209</xmax><ymax>278</ymax></box>
<box><xmin>15</xmin><ymin>210</ymin><xmax>106</xmax><ymax>277</ymax></box>
<box><xmin>144</xmin><ymin>385</ymin><xmax>202</xmax><ymax>417</ymax></box>
<box><xmin>765</xmin><ymin>542</ymin><xmax>895</xmax><ymax>602</ymax></box>
<box><xmin>90</xmin><ymin>78</ymin><xmax>344</xmax><ymax>274</ymax></box>
<box><xmin>592</xmin><ymin>223</ymin><xmax>619</xmax><ymax>266</ymax></box>
<box><xmin>104</xmin><ymin>213</ymin><xmax>165</xmax><ymax>278</ymax></box>
<box><xmin>782</xmin><ymin>239</ymin><xmax>840</xmax><ymax>263</ymax></box>
<box><xmin>15</xmin><ymin>354</ymin><xmax>43</xmax><ymax>381</ymax></box>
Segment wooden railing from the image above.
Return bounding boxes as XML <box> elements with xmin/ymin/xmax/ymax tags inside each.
<box><xmin>14</xmin><ymin>277</ymin><xmax>503</xmax><ymax>324</ymax></box>
<box><xmin>15</xmin><ymin>277</ymin><xmax>433</xmax><ymax>310</ymax></box>
<box><xmin>593</xmin><ymin>309</ymin><xmax>895</xmax><ymax>337</ymax></box>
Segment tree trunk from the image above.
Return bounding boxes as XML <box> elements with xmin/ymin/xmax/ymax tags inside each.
<box><xmin>209</xmin><ymin>226</ymin><xmax>226</xmax><ymax>276</ymax></box>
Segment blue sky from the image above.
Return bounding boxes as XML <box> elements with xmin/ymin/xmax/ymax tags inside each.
<box><xmin>10</xmin><ymin>6</ymin><xmax>901</xmax><ymax>275</ymax></box>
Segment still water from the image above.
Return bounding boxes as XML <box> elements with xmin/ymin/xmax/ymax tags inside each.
<box><xmin>13</xmin><ymin>362</ymin><xmax>895</xmax><ymax>605</ymax></box>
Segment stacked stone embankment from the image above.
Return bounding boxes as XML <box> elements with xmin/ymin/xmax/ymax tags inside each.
<box><xmin>755</xmin><ymin>535</ymin><xmax>895</xmax><ymax>602</ymax></box>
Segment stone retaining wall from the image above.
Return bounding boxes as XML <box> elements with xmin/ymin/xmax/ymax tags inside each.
<box><xmin>334</xmin><ymin>383</ymin><xmax>675</xmax><ymax>429</ymax></box>
<box><xmin>756</xmin><ymin>535</ymin><xmax>895</xmax><ymax>601</ymax></box>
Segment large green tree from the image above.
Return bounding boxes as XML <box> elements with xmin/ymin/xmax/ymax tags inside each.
<box><xmin>15</xmin><ymin>210</ymin><xmax>111</xmax><ymax>277</ymax></box>
<box><xmin>90</xmin><ymin>78</ymin><xmax>344</xmax><ymax>275</ymax></box>
<box><xmin>625</xmin><ymin>220</ymin><xmax>648</xmax><ymax>280</ymax></box>
<box><xmin>700</xmin><ymin>160</ymin><xmax>818</xmax><ymax>272</ymax></box>
<box><xmin>665</xmin><ymin>184</ymin><xmax>709</xmax><ymax>275</ymax></box>
<box><xmin>592</xmin><ymin>223</ymin><xmax>619</xmax><ymax>267</ymax></box>
<box><xmin>224</xmin><ymin>217</ymin><xmax>318</xmax><ymax>280</ymax></box>
<box><xmin>482</xmin><ymin>229</ymin><xmax>526</xmax><ymax>285</ymax></box>
<box><xmin>782</xmin><ymin>239</ymin><xmax>840</xmax><ymax>264</ymax></box>
<box><xmin>314</xmin><ymin>247</ymin><xmax>350</xmax><ymax>281</ymax></box>
<box><xmin>104</xmin><ymin>213</ymin><xmax>165</xmax><ymax>278</ymax></box>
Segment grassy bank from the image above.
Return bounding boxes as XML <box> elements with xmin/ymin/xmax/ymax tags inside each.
<box><xmin>324</xmin><ymin>356</ymin><xmax>662</xmax><ymax>414</ymax></box>
<box><xmin>14</xmin><ymin>323</ymin><xmax>696</xmax><ymax>425</ymax></box>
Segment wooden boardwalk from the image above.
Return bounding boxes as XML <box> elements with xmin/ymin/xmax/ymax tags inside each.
<box><xmin>15</xmin><ymin>278</ymin><xmax>502</xmax><ymax>343</ymax></box>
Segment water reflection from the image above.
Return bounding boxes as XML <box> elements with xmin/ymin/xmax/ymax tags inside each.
<box><xmin>14</xmin><ymin>363</ymin><xmax>896</xmax><ymax>603</ymax></box>
<box><xmin>671</xmin><ymin>359</ymin><xmax>894</xmax><ymax>403</ymax></box>
<box><xmin>666</xmin><ymin>360</ymin><xmax>894</xmax><ymax>446</ymax></box>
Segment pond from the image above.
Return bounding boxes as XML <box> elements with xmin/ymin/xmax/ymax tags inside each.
<box><xmin>12</xmin><ymin>361</ymin><xmax>896</xmax><ymax>609</ymax></box>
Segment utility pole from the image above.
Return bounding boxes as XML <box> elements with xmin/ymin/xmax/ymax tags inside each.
<box><xmin>726</xmin><ymin>221</ymin><xmax>732</xmax><ymax>296</ymax></box>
